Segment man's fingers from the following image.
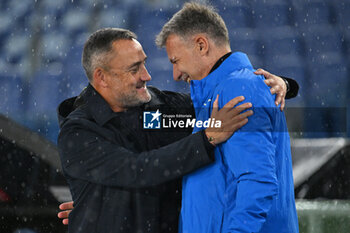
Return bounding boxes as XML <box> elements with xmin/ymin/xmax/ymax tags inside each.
<box><xmin>223</xmin><ymin>110</ymin><xmax>253</xmax><ymax>132</ymax></box>
<box><xmin>223</xmin><ymin>96</ymin><xmax>245</xmax><ymax>109</ymax></box>
<box><xmin>254</xmin><ymin>68</ymin><xmax>272</xmax><ymax>79</ymax></box>
<box><xmin>229</xmin><ymin>102</ymin><xmax>252</xmax><ymax>116</ymax></box>
<box><xmin>62</xmin><ymin>219</ymin><xmax>69</xmax><ymax>225</ymax></box>
<box><xmin>58</xmin><ymin>202</ymin><xmax>72</xmax><ymax>225</ymax></box>
<box><xmin>240</xmin><ymin>109</ymin><xmax>254</xmax><ymax>119</ymax></box>
<box><xmin>58</xmin><ymin>210</ymin><xmax>71</xmax><ymax>219</ymax></box>
<box><xmin>231</xmin><ymin>118</ymin><xmax>249</xmax><ymax>132</ymax></box>
<box><xmin>270</xmin><ymin>87</ymin><xmax>277</xmax><ymax>95</ymax></box>
<box><xmin>254</xmin><ymin>68</ymin><xmax>265</xmax><ymax>75</ymax></box>
<box><xmin>231</xmin><ymin>110</ymin><xmax>253</xmax><ymax>122</ymax></box>
<box><xmin>59</xmin><ymin>201</ymin><xmax>74</xmax><ymax>210</ymax></box>
<box><xmin>212</xmin><ymin>94</ymin><xmax>219</xmax><ymax>114</ymax></box>
<box><xmin>272</xmin><ymin>84</ymin><xmax>283</xmax><ymax>95</ymax></box>
<box><xmin>264</xmin><ymin>78</ymin><xmax>276</xmax><ymax>87</ymax></box>
<box><xmin>280</xmin><ymin>98</ymin><xmax>285</xmax><ymax>111</ymax></box>
<box><xmin>275</xmin><ymin>93</ymin><xmax>283</xmax><ymax>106</ymax></box>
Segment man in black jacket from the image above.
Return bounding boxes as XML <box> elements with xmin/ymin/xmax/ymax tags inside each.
<box><xmin>57</xmin><ymin>28</ymin><xmax>298</xmax><ymax>232</ymax></box>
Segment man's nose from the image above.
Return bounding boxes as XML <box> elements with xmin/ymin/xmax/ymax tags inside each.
<box><xmin>173</xmin><ymin>65</ymin><xmax>182</xmax><ymax>81</ymax></box>
<box><xmin>140</xmin><ymin>65</ymin><xmax>151</xmax><ymax>81</ymax></box>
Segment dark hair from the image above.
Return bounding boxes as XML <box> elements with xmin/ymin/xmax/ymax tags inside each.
<box><xmin>82</xmin><ymin>28</ymin><xmax>137</xmax><ymax>81</ymax></box>
<box><xmin>156</xmin><ymin>2</ymin><xmax>229</xmax><ymax>48</ymax></box>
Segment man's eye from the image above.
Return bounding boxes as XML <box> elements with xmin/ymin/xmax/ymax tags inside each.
<box><xmin>130</xmin><ymin>68</ymin><xmax>138</xmax><ymax>74</ymax></box>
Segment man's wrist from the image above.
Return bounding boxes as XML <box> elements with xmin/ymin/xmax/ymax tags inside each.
<box><xmin>282</xmin><ymin>77</ymin><xmax>290</xmax><ymax>92</ymax></box>
<box><xmin>204</xmin><ymin>130</ymin><xmax>216</xmax><ymax>146</ymax></box>
<box><xmin>281</xmin><ymin>76</ymin><xmax>299</xmax><ymax>99</ymax></box>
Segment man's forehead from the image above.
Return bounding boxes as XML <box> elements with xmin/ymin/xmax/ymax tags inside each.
<box><xmin>166</xmin><ymin>34</ymin><xmax>180</xmax><ymax>46</ymax></box>
<box><xmin>165</xmin><ymin>36</ymin><xmax>178</xmax><ymax>54</ymax></box>
<box><xmin>165</xmin><ymin>34</ymin><xmax>188</xmax><ymax>53</ymax></box>
<box><xmin>110</xmin><ymin>39</ymin><xmax>146</xmax><ymax>61</ymax></box>
<box><xmin>112</xmin><ymin>39</ymin><xmax>142</xmax><ymax>53</ymax></box>
<box><xmin>109</xmin><ymin>39</ymin><xmax>147</xmax><ymax>70</ymax></box>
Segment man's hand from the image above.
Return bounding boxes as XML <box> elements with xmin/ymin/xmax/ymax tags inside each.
<box><xmin>254</xmin><ymin>68</ymin><xmax>287</xmax><ymax>111</ymax></box>
<box><xmin>58</xmin><ymin>201</ymin><xmax>74</xmax><ymax>225</ymax></box>
<box><xmin>205</xmin><ymin>95</ymin><xmax>253</xmax><ymax>145</ymax></box>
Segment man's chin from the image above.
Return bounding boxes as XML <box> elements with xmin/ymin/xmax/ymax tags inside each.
<box><xmin>121</xmin><ymin>88</ymin><xmax>151</xmax><ymax>108</ymax></box>
<box><xmin>136</xmin><ymin>88</ymin><xmax>152</xmax><ymax>105</ymax></box>
<box><xmin>141</xmin><ymin>90</ymin><xmax>152</xmax><ymax>104</ymax></box>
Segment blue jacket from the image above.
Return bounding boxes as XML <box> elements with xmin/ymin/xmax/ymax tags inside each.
<box><xmin>179</xmin><ymin>52</ymin><xmax>299</xmax><ymax>233</ymax></box>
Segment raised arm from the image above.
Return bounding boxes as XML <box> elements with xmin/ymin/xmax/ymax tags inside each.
<box><xmin>255</xmin><ymin>68</ymin><xmax>299</xmax><ymax>111</ymax></box>
<box><xmin>57</xmin><ymin>95</ymin><xmax>253</xmax><ymax>225</ymax></box>
<box><xmin>58</xmin><ymin>96</ymin><xmax>253</xmax><ymax>189</ymax></box>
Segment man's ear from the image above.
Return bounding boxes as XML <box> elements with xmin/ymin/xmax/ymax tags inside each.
<box><xmin>93</xmin><ymin>68</ymin><xmax>108</xmax><ymax>88</ymax></box>
<box><xmin>194</xmin><ymin>34</ymin><xmax>209</xmax><ymax>55</ymax></box>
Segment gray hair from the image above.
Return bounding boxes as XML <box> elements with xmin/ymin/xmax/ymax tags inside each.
<box><xmin>82</xmin><ymin>28</ymin><xmax>137</xmax><ymax>82</ymax></box>
<box><xmin>155</xmin><ymin>2</ymin><xmax>229</xmax><ymax>48</ymax></box>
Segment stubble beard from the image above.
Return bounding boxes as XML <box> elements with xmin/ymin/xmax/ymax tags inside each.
<box><xmin>120</xmin><ymin>88</ymin><xmax>151</xmax><ymax>108</ymax></box>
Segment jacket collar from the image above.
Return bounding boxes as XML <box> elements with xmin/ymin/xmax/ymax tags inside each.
<box><xmin>83</xmin><ymin>84</ymin><xmax>116</xmax><ymax>126</ymax></box>
<box><xmin>190</xmin><ymin>52</ymin><xmax>252</xmax><ymax>108</ymax></box>
<box><xmin>208</xmin><ymin>52</ymin><xmax>233</xmax><ymax>74</ymax></box>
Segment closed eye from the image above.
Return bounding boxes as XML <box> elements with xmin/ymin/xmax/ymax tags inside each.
<box><xmin>128</xmin><ymin>58</ymin><xmax>147</xmax><ymax>74</ymax></box>
<box><xmin>170</xmin><ymin>58</ymin><xmax>178</xmax><ymax>64</ymax></box>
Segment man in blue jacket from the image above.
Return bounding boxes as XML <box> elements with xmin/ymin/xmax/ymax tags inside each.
<box><xmin>156</xmin><ymin>2</ymin><xmax>299</xmax><ymax>233</ymax></box>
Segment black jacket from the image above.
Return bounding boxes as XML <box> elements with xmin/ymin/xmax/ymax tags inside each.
<box><xmin>57</xmin><ymin>84</ymin><xmax>215</xmax><ymax>233</ymax></box>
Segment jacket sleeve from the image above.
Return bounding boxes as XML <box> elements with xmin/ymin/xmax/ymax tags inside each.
<box><xmin>218</xmin><ymin>75</ymin><xmax>278</xmax><ymax>233</ymax></box>
<box><xmin>281</xmin><ymin>76</ymin><xmax>299</xmax><ymax>99</ymax></box>
<box><xmin>58</xmin><ymin>121</ymin><xmax>215</xmax><ymax>188</ymax></box>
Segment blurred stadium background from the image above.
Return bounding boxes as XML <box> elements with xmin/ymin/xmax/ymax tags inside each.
<box><xmin>0</xmin><ymin>0</ymin><xmax>349</xmax><ymax>142</ymax></box>
<box><xmin>0</xmin><ymin>0</ymin><xmax>349</xmax><ymax>232</ymax></box>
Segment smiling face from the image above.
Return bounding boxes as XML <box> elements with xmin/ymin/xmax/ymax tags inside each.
<box><xmin>165</xmin><ymin>34</ymin><xmax>210</xmax><ymax>82</ymax></box>
<box><xmin>97</xmin><ymin>39</ymin><xmax>152</xmax><ymax>111</ymax></box>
